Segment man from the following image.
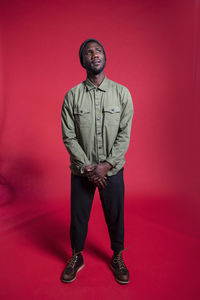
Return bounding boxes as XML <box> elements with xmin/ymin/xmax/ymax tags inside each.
<box><xmin>61</xmin><ymin>39</ymin><xmax>134</xmax><ymax>284</ymax></box>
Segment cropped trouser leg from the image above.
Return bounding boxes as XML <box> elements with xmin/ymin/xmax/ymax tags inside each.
<box><xmin>70</xmin><ymin>168</ymin><xmax>124</xmax><ymax>253</ymax></box>
<box><xmin>70</xmin><ymin>174</ymin><xmax>95</xmax><ymax>253</ymax></box>
<box><xmin>99</xmin><ymin>168</ymin><xmax>124</xmax><ymax>253</ymax></box>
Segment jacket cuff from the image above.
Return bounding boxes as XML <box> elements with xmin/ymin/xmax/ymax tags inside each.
<box><xmin>105</xmin><ymin>158</ymin><xmax>115</xmax><ymax>168</ymax></box>
<box><xmin>79</xmin><ymin>162</ymin><xmax>91</xmax><ymax>175</ymax></box>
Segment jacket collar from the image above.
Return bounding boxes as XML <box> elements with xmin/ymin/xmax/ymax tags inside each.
<box><xmin>84</xmin><ymin>75</ymin><xmax>109</xmax><ymax>92</ymax></box>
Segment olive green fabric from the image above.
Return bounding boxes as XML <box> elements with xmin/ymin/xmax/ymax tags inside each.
<box><xmin>61</xmin><ymin>75</ymin><xmax>134</xmax><ymax>176</ymax></box>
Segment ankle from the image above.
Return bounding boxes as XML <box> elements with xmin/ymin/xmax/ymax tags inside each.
<box><xmin>113</xmin><ymin>250</ymin><xmax>123</xmax><ymax>257</ymax></box>
<box><xmin>72</xmin><ymin>249</ymin><xmax>82</xmax><ymax>256</ymax></box>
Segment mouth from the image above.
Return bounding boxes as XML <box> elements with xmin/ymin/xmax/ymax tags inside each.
<box><xmin>92</xmin><ymin>60</ymin><xmax>101</xmax><ymax>66</ymax></box>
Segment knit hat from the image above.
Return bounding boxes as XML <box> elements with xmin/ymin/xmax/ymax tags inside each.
<box><xmin>79</xmin><ymin>38</ymin><xmax>106</xmax><ymax>68</ymax></box>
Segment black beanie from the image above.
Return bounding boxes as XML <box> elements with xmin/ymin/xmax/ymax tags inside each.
<box><xmin>79</xmin><ymin>38</ymin><xmax>106</xmax><ymax>68</ymax></box>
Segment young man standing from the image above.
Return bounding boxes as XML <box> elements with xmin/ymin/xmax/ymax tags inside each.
<box><xmin>61</xmin><ymin>39</ymin><xmax>134</xmax><ymax>284</ymax></box>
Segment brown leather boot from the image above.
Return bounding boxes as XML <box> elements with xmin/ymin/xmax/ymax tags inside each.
<box><xmin>110</xmin><ymin>250</ymin><xmax>129</xmax><ymax>284</ymax></box>
<box><xmin>61</xmin><ymin>250</ymin><xmax>85</xmax><ymax>283</ymax></box>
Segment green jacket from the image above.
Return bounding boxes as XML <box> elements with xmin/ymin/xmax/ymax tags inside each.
<box><xmin>61</xmin><ymin>75</ymin><xmax>134</xmax><ymax>176</ymax></box>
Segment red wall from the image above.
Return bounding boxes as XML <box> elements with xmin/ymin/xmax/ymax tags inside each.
<box><xmin>0</xmin><ymin>0</ymin><xmax>200</xmax><ymax>205</ymax></box>
<box><xmin>1</xmin><ymin>1</ymin><xmax>200</xmax><ymax>299</ymax></box>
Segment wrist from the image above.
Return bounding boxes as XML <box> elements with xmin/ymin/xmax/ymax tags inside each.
<box><xmin>103</xmin><ymin>161</ymin><xmax>113</xmax><ymax>171</ymax></box>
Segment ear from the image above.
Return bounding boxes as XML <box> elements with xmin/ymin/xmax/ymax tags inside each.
<box><xmin>82</xmin><ymin>57</ymin><xmax>86</xmax><ymax>68</ymax></box>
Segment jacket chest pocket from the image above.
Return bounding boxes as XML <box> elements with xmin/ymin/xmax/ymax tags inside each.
<box><xmin>103</xmin><ymin>105</ymin><xmax>121</xmax><ymax>126</ymax></box>
<box><xmin>74</xmin><ymin>108</ymin><xmax>91</xmax><ymax>128</ymax></box>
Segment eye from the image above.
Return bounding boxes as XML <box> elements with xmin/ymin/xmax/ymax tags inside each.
<box><xmin>86</xmin><ymin>50</ymin><xmax>92</xmax><ymax>55</ymax></box>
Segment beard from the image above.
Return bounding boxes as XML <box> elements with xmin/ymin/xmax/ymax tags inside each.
<box><xmin>85</xmin><ymin>59</ymin><xmax>106</xmax><ymax>75</ymax></box>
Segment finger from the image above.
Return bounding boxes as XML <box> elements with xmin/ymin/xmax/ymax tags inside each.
<box><xmin>94</xmin><ymin>177</ymin><xmax>101</xmax><ymax>184</ymax></box>
<box><xmin>97</xmin><ymin>181</ymin><xmax>104</xmax><ymax>189</ymax></box>
<box><xmin>99</xmin><ymin>178</ymin><xmax>107</xmax><ymax>189</ymax></box>
<box><xmin>93</xmin><ymin>174</ymin><xmax>101</xmax><ymax>181</ymax></box>
<box><xmin>88</xmin><ymin>176</ymin><xmax>98</xmax><ymax>182</ymax></box>
<box><xmin>86</xmin><ymin>172</ymin><xmax>96</xmax><ymax>179</ymax></box>
<box><xmin>85</xmin><ymin>165</ymin><xmax>96</xmax><ymax>172</ymax></box>
<box><xmin>85</xmin><ymin>169</ymin><xmax>94</xmax><ymax>174</ymax></box>
<box><xmin>101</xmin><ymin>177</ymin><xmax>107</xmax><ymax>184</ymax></box>
<box><xmin>89</xmin><ymin>176</ymin><xmax>100</xmax><ymax>185</ymax></box>
<box><xmin>102</xmin><ymin>178</ymin><xmax>107</xmax><ymax>188</ymax></box>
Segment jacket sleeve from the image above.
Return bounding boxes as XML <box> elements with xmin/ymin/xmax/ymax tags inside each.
<box><xmin>105</xmin><ymin>88</ymin><xmax>134</xmax><ymax>168</ymax></box>
<box><xmin>61</xmin><ymin>91</ymin><xmax>91</xmax><ymax>173</ymax></box>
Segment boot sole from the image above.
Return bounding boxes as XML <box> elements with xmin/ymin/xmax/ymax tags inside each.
<box><xmin>61</xmin><ymin>263</ymin><xmax>85</xmax><ymax>283</ymax></box>
<box><xmin>110</xmin><ymin>264</ymin><xmax>129</xmax><ymax>284</ymax></box>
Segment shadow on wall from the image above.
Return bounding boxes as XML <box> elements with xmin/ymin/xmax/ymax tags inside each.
<box><xmin>0</xmin><ymin>155</ymin><xmax>43</xmax><ymax>207</ymax></box>
<box><xmin>0</xmin><ymin>174</ymin><xmax>15</xmax><ymax>207</ymax></box>
<box><xmin>0</xmin><ymin>155</ymin><xmax>114</xmax><ymax>262</ymax></box>
<box><xmin>0</xmin><ymin>155</ymin><xmax>68</xmax><ymax>261</ymax></box>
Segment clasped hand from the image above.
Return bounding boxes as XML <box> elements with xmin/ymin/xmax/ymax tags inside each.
<box><xmin>84</xmin><ymin>162</ymin><xmax>112</xmax><ymax>189</ymax></box>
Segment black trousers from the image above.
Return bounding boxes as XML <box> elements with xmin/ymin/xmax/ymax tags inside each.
<box><xmin>70</xmin><ymin>168</ymin><xmax>125</xmax><ymax>253</ymax></box>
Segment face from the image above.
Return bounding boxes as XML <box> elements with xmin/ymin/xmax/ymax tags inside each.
<box><xmin>82</xmin><ymin>41</ymin><xmax>106</xmax><ymax>74</ymax></box>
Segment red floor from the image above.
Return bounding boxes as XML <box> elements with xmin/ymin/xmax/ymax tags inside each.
<box><xmin>0</xmin><ymin>193</ymin><xmax>200</xmax><ymax>300</ymax></box>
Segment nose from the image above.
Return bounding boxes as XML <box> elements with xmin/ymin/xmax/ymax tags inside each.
<box><xmin>92</xmin><ymin>50</ymin><xmax>99</xmax><ymax>59</ymax></box>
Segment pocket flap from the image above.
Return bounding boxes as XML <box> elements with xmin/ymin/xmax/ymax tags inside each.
<box><xmin>103</xmin><ymin>106</ymin><xmax>120</xmax><ymax>113</ymax></box>
<box><xmin>74</xmin><ymin>108</ymin><xmax>90</xmax><ymax>115</ymax></box>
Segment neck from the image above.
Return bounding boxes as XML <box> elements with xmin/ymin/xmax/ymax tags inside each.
<box><xmin>86</xmin><ymin>71</ymin><xmax>105</xmax><ymax>87</ymax></box>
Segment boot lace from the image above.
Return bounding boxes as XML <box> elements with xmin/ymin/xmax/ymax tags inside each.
<box><xmin>113</xmin><ymin>251</ymin><xmax>126</xmax><ymax>270</ymax></box>
<box><xmin>67</xmin><ymin>251</ymin><xmax>81</xmax><ymax>268</ymax></box>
